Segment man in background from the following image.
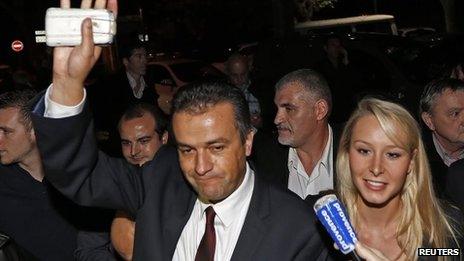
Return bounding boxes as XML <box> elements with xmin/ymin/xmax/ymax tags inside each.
<box><xmin>112</xmin><ymin>102</ymin><xmax>168</xmax><ymax>260</ymax></box>
<box><xmin>420</xmin><ymin>78</ymin><xmax>464</xmax><ymax>197</ymax></box>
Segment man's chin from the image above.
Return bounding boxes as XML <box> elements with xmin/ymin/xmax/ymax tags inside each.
<box><xmin>277</xmin><ymin>137</ymin><xmax>293</xmax><ymax>146</ymax></box>
<box><xmin>0</xmin><ymin>159</ymin><xmax>13</xmax><ymax>165</ymax></box>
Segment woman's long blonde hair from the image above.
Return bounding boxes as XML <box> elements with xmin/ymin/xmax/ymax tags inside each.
<box><xmin>337</xmin><ymin>98</ymin><xmax>459</xmax><ymax>260</ymax></box>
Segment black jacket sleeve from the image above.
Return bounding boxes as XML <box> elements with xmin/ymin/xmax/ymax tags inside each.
<box><xmin>31</xmin><ymin>100</ymin><xmax>145</xmax><ymax>216</ymax></box>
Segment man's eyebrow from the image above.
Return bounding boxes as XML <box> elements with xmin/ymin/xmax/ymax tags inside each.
<box><xmin>177</xmin><ymin>138</ymin><xmax>229</xmax><ymax>147</ymax></box>
<box><xmin>176</xmin><ymin>142</ymin><xmax>191</xmax><ymax>148</ymax></box>
<box><xmin>0</xmin><ymin>126</ymin><xmax>13</xmax><ymax>132</ymax></box>
<box><xmin>280</xmin><ymin>103</ymin><xmax>296</xmax><ymax>108</ymax></box>
<box><xmin>447</xmin><ymin>107</ymin><xmax>463</xmax><ymax>111</ymax></box>
<box><xmin>137</xmin><ymin>135</ymin><xmax>153</xmax><ymax>141</ymax></box>
<box><xmin>206</xmin><ymin>138</ymin><xmax>229</xmax><ymax>145</ymax></box>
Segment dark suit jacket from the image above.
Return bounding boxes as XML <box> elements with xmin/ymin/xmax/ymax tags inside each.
<box><xmin>250</xmin><ymin>125</ymin><xmax>341</xmax><ymax>201</ymax></box>
<box><xmin>422</xmin><ymin>131</ymin><xmax>449</xmax><ymax>198</ymax></box>
<box><xmin>445</xmin><ymin>159</ymin><xmax>464</xmax><ymax>211</ymax></box>
<box><xmin>31</xmin><ymin>102</ymin><xmax>327</xmax><ymax>260</ymax></box>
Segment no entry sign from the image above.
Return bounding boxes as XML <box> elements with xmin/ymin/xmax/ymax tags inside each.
<box><xmin>11</xmin><ymin>40</ymin><xmax>24</xmax><ymax>52</ymax></box>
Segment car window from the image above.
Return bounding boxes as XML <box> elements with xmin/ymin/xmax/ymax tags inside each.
<box><xmin>170</xmin><ymin>61</ymin><xmax>224</xmax><ymax>83</ymax></box>
<box><xmin>147</xmin><ymin>64</ymin><xmax>174</xmax><ymax>85</ymax></box>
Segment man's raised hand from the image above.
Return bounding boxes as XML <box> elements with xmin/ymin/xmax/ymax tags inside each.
<box><xmin>51</xmin><ymin>0</ymin><xmax>117</xmax><ymax>106</ymax></box>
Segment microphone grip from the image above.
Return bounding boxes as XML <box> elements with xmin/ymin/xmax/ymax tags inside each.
<box><xmin>314</xmin><ymin>194</ymin><xmax>358</xmax><ymax>256</ymax></box>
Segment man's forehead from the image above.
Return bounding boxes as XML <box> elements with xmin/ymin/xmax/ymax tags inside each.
<box><xmin>276</xmin><ymin>83</ymin><xmax>311</xmax><ymax>101</ymax></box>
<box><xmin>131</xmin><ymin>48</ymin><xmax>146</xmax><ymax>56</ymax></box>
<box><xmin>172</xmin><ymin>103</ymin><xmax>237</xmax><ymax>132</ymax></box>
<box><xmin>0</xmin><ymin>107</ymin><xmax>23</xmax><ymax>129</ymax></box>
<box><xmin>434</xmin><ymin>89</ymin><xmax>464</xmax><ymax>107</ymax></box>
<box><xmin>229</xmin><ymin>60</ymin><xmax>249</xmax><ymax>72</ymax></box>
<box><xmin>0</xmin><ymin>107</ymin><xmax>20</xmax><ymax>119</ymax></box>
<box><xmin>121</xmin><ymin>115</ymin><xmax>156</xmax><ymax>131</ymax></box>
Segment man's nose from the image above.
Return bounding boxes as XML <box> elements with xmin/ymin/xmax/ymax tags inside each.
<box><xmin>141</xmin><ymin>55</ymin><xmax>147</xmax><ymax>65</ymax></box>
<box><xmin>195</xmin><ymin>151</ymin><xmax>213</xmax><ymax>176</ymax></box>
<box><xmin>274</xmin><ymin>109</ymin><xmax>284</xmax><ymax>125</ymax></box>
<box><xmin>131</xmin><ymin>143</ymin><xmax>141</xmax><ymax>156</ymax></box>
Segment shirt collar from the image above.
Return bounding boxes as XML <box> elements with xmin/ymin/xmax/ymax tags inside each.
<box><xmin>432</xmin><ymin>133</ymin><xmax>464</xmax><ymax>166</ymax></box>
<box><xmin>288</xmin><ymin>125</ymin><xmax>333</xmax><ymax>177</ymax></box>
<box><xmin>126</xmin><ymin>71</ymin><xmax>146</xmax><ymax>90</ymax></box>
<box><xmin>198</xmin><ymin>163</ymin><xmax>254</xmax><ymax>227</ymax></box>
<box><xmin>320</xmin><ymin>125</ymin><xmax>333</xmax><ymax>174</ymax></box>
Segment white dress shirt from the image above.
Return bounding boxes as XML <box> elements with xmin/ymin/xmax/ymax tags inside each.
<box><xmin>44</xmin><ymin>85</ymin><xmax>86</xmax><ymax>118</ymax></box>
<box><xmin>432</xmin><ymin>133</ymin><xmax>464</xmax><ymax>167</ymax></box>
<box><xmin>173</xmin><ymin>164</ymin><xmax>254</xmax><ymax>261</ymax></box>
<box><xmin>126</xmin><ymin>71</ymin><xmax>147</xmax><ymax>99</ymax></box>
<box><xmin>287</xmin><ymin>125</ymin><xmax>334</xmax><ymax>199</ymax></box>
<box><xmin>43</xmin><ymin>85</ymin><xmax>255</xmax><ymax>260</ymax></box>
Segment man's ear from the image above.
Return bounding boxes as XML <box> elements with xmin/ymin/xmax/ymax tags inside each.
<box><xmin>30</xmin><ymin>128</ymin><xmax>36</xmax><ymax>142</ymax></box>
<box><xmin>421</xmin><ymin>112</ymin><xmax>435</xmax><ymax>131</ymax></box>
<box><xmin>161</xmin><ymin>131</ymin><xmax>168</xmax><ymax>144</ymax></box>
<box><xmin>315</xmin><ymin>99</ymin><xmax>329</xmax><ymax>121</ymax></box>
<box><xmin>122</xmin><ymin>58</ymin><xmax>129</xmax><ymax>68</ymax></box>
<box><xmin>245</xmin><ymin>129</ymin><xmax>255</xmax><ymax>157</ymax></box>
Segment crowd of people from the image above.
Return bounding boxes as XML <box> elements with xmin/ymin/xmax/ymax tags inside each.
<box><xmin>1</xmin><ymin>0</ymin><xmax>464</xmax><ymax>260</ymax></box>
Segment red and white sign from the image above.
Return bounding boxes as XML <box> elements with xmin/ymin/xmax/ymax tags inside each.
<box><xmin>11</xmin><ymin>40</ymin><xmax>24</xmax><ymax>52</ymax></box>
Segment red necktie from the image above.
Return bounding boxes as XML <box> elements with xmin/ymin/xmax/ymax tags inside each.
<box><xmin>195</xmin><ymin>206</ymin><xmax>216</xmax><ymax>261</ymax></box>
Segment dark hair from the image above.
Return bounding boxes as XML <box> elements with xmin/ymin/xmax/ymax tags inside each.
<box><xmin>275</xmin><ymin>69</ymin><xmax>332</xmax><ymax>115</ymax></box>
<box><xmin>118</xmin><ymin>37</ymin><xmax>146</xmax><ymax>60</ymax></box>
<box><xmin>118</xmin><ymin>103</ymin><xmax>168</xmax><ymax>139</ymax></box>
<box><xmin>172</xmin><ymin>81</ymin><xmax>251</xmax><ymax>142</ymax></box>
<box><xmin>0</xmin><ymin>89</ymin><xmax>37</xmax><ymax>131</ymax></box>
<box><xmin>420</xmin><ymin>78</ymin><xmax>464</xmax><ymax>114</ymax></box>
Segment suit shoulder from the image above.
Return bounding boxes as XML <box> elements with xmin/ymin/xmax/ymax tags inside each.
<box><xmin>142</xmin><ymin>145</ymin><xmax>182</xmax><ymax>183</ymax></box>
<box><xmin>266</xmin><ymin>181</ymin><xmax>314</xmax><ymax>218</ymax></box>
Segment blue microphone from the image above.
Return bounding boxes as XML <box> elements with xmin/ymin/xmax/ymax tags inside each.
<box><xmin>314</xmin><ymin>194</ymin><xmax>361</xmax><ymax>260</ymax></box>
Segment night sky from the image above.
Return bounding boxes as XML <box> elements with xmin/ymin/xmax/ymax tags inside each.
<box><xmin>0</xmin><ymin>0</ymin><xmax>454</xmax><ymax>67</ymax></box>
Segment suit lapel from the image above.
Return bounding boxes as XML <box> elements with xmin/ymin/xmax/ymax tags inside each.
<box><xmin>284</xmin><ymin>148</ymin><xmax>290</xmax><ymax>185</ymax></box>
<box><xmin>162</xmin><ymin>179</ymin><xmax>196</xmax><ymax>259</ymax></box>
<box><xmin>230</xmin><ymin>174</ymin><xmax>270</xmax><ymax>260</ymax></box>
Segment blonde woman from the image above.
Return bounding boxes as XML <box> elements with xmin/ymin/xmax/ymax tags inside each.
<box><xmin>336</xmin><ymin>98</ymin><xmax>462</xmax><ymax>260</ymax></box>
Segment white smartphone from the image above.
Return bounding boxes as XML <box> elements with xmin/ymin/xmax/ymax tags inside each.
<box><xmin>45</xmin><ymin>8</ymin><xmax>116</xmax><ymax>47</ymax></box>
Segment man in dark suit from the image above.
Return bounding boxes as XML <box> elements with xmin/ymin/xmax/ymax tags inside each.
<box><xmin>251</xmin><ymin>69</ymin><xmax>340</xmax><ymax>201</ymax></box>
<box><xmin>90</xmin><ymin>38</ymin><xmax>159</xmax><ymax>157</ymax></box>
<box><xmin>30</xmin><ymin>1</ymin><xmax>327</xmax><ymax>259</ymax></box>
<box><xmin>420</xmin><ymin>78</ymin><xmax>464</xmax><ymax>197</ymax></box>
<box><xmin>0</xmin><ymin>90</ymin><xmax>116</xmax><ymax>261</ymax></box>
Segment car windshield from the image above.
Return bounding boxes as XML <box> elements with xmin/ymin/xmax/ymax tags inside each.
<box><xmin>170</xmin><ymin>61</ymin><xmax>224</xmax><ymax>83</ymax></box>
